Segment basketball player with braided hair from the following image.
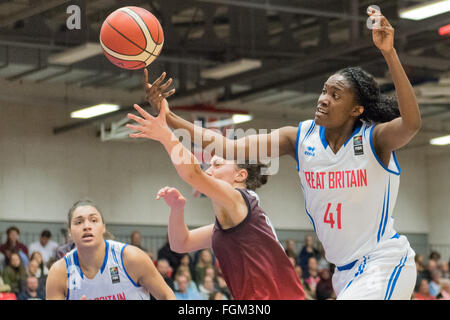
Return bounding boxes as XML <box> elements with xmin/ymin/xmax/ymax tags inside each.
<box><xmin>137</xmin><ymin>7</ymin><xmax>421</xmax><ymax>300</ymax></box>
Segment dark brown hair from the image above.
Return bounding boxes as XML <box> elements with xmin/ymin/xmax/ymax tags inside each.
<box><xmin>236</xmin><ymin>162</ymin><xmax>269</xmax><ymax>191</ymax></box>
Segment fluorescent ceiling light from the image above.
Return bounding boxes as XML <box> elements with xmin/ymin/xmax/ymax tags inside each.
<box><xmin>399</xmin><ymin>0</ymin><xmax>450</xmax><ymax>20</ymax></box>
<box><xmin>48</xmin><ymin>42</ymin><xmax>102</xmax><ymax>65</ymax></box>
<box><xmin>206</xmin><ymin>114</ymin><xmax>253</xmax><ymax>128</ymax></box>
<box><xmin>430</xmin><ymin>134</ymin><xmax>450</xmax><ymax>145</ymax></box>
<box><xmin>201</xmin><ymin>59</ymin><xmax>262</xmax><ymax>79</ymax></box>
<box><xmin>71</xmin><ymin>104</ymin><xmax>120</xmax><ymax>119</ymax></box>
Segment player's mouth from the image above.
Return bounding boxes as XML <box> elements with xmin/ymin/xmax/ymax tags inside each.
<box><xmin>315</xmin><ymin>106</ymin><xmax>328</xmax><ymax>116</ymax></box>
<box><xmin>81</xmin><ymin>233</ymin><xmax>94</xmax><ymax>241</ymax></box>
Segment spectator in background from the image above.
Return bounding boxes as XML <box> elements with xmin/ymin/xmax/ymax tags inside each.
<box><xmin>437</xmin><ymin>279</ymin><xmax>450</xmax><ymax>300</ymax></box>
<box><xmin>28</xmin><ymin>230</ymin><xmax>59</xmax><ymax>265</ymax></box>
<box><xmin>17</xmin><ymin>276</ymin><xmax>45</xmax><ymax>300</ymax></box>
<box><xmin>156</xmin><ymin>259</ymin><xmax>174</xmax><ymax>290</ymax></box>
<box><xmin>297</xmin><ymin>234</ymin><xmax>320</xmax><ymax>272</ymax></box>
<box><xmin>209</xmin><ymin>290</ymin><xmax>227</xmax><ymax>300</ymax></box>
<box><xmin>130</xmin><ymin>230</ymin><xmax>146</xmax><ymax>251</ymax></box>
<box><xmin>429</xmin><ymin>251</ymin><xmax>441</xmax><ymax>264</ymax></box>
<box><xmin>316</xmin><ymin>243</ymin><xmax>329</xmax><ymax>271</ymax></box>
<box><xmin>157</xmin><ymin>235</ymin><xmax>184</xmax><ymax>273</ymax></box>
<box><xmin>0</xmin><ymin>252</ymin><xmax>5</xmax><ymax>272</ymax></box>
<box><xmin>315</xmin><ymin>268</ymin><xmax>336</xmax><ymax>300</ymax></box>
<box><xmin>0</xmin><ymin>273</ymin><xmax>12</xmax><ymax>293</ymax></box>
<box><xmin>415</xmin><ymin>254</ymin><xmax>427</xmax><ymax>284</ymax></box>
<box><xmin>25</xmin><ymin>259</ymin><xmax>46</xmax><ymax>297</ymax></box>
<box><xmin>422</xmin><ymin>259</ymin><xmax>438</xmax><ymax>282</ymax></box>
<box><xmin>2</xmin><ymin>252</ymin><xmax>27</xmax><ymax>295</ymax></box>
<box><xmin>303</xmin><ymin>257</ymin><xmax>320</xmax><ymax>299</ymax></box>
<box><xmin>413</xmin><ymin>278</ymin><xmax>436</xmax><ymax>300</ymax></box>
<box><xmin>0</xmin><ymin>226</ymin><xmax>29</xmax><ymax>267</ymax></box>
<box><xmin>294</xmin><ymin>264</ymin><xmax>314</xmax><ymax>300</ymax></box>
<box><xmin>439</xmin><ymin>260</ymin><xmax>449</xmax><ymax>279</ymax></box>
<box><xmin>284</xmin><ymin>239</ymin><xmax>296</xmax><ymax>259</ymax></box>
<box><xmin>429</xmin><ymin>270</ymin><xmax>442</xmax><ymax>298</ymax></box>
<box><xmin>30</xmin><ymin>251</ymin><xmax>49</xmax><ymax>278</ymax></box>
<box><xmin>216</xmin><ymin>275</ymin><xmax>232</xmax><ymax>300</ymax></box>
<box><xmin>194</xmin><ymin>249</ymin><xmax>214</xmax><ymax>284</ymax></box>
<box><xmin>198</xmin><ymin>275</ymin><xmax>216</xmax><ymax>300</ymax></box>
<box><xmin>174</xmin><ymin>273</ymin><xmax>203</xmax><ymax>300</ymax></box>
<box><xmin>176</xmin><ymin>253</ymin><xmax>195</xmax><ymax>279</ymax></box>
<box><xmin>174</xmin><ymin>265</ymin><xmax>198</xmax><ymax>293</ymax></box>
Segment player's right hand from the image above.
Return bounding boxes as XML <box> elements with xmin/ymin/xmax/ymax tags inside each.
<box><xmin>144</xmin><ymin>69</ymin><xmax>175</xmax><ymax>115</ymax></box>
<box><xmin>156</xmin><ymin>186</ymin><xmax>186</xmax><ymax>210</ymax></box>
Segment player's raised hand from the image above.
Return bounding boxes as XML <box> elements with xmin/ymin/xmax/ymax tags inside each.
<box><xmin>143</xmin><ymin>69</ymin><xmax>175</xmax><ymax>114</ymax></box>
<box><xmin>368</xmin><ymin>7</ymin><xmax>394</xmax><ymax>54</ymax></box>
<box><xmin>126</xmin><ymin>103</ymin><xmax>171</xmax><ymax>142</ymax></box>
<box><xmin>156</xmin><ymin>187</ymin><xmax>186</xmax><ymax>210</ymax></box>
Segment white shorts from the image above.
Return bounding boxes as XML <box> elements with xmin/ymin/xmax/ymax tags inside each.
<box><xmin>332</xmin><ymin>234</ymin><xmax>417</xmax><ymax>300</ymax></box>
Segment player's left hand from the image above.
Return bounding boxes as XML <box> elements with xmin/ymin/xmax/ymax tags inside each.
<box><xmin>126</xmin><ymin>103</ymin><xmax>171</xmax><ymax>142</ymax></box>
<box><xmin>368</xmin><ymin>7</ymin><xmax>394</xmax><ymax>54</ymax></box>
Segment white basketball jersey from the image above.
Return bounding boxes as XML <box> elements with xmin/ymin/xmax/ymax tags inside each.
<box><xmin>64</xmin><ymin>240</ymin><xmax>150</xmax><ymax>300</ymax></box>
<box><xmin>296</xmin><ymin>120</ymin><xmax>401</xmax><ymax>266</ymax></box>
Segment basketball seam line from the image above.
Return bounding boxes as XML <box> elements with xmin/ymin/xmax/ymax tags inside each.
<box><xmin>105</xmin><ymin>20</ymin><xmax>158</xmax><ymax>58</ymax></box>
<box><xmin>128</xmin><ymin>7</ymin><xmax>162</xmax><ymax>46</ymax></box>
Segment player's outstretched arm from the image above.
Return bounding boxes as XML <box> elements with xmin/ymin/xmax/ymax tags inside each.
<box><xmin>143</xmin><ymin>69</ymin><xmax>297</xmax><ymax>160</ymax></box>
<box><xmin>122</xmin><ymin>245</ymin><xmax>176</xmax><ymax>300</ymax></box>
<box><xmin>368</xmin><ymin>8</ymin><xmax>421</xmax><ymax>154</ymax></box>
<box><xmin>45</xmin><ymin>259</ymin><xmax>67</xmax><ymax>300</ymax></box>
<box><xmin>156</xmin><ymin>187</ymin><xmax>213</xmax><ymax>253</ymax></box>
<box><xmin>127</xmin><ymin>104</ymin><xmax>248</xmax><ymax>215</ymax></box>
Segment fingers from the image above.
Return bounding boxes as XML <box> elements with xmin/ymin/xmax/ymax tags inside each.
<box><xmin>127</xmin><ymin>113</ymin><xmax>146</xmax><ymax>125</ymax></box>
<box><xmin>143</xmin><ymin>68</ymin><xmax>149</xmax><ymax>85</ymax></box>
<box><xmin>159</xmin><ymin>78</ymin><xmax>173</xmax><ymax>91</ymax></box>
<box><xmin>162</xmin><ymin>88</ymin><xmax>176</xmax><ymax>99</ymax></box>
<box><xmin>152</xmin><ymin>72</ymin><xmax>167</xmax><ymax>87</ymax></box>
<box><xmin>133</xmin><ymin>104</ymin><xmax>153</xmax><ymax>120</ymax></box>
<box><xmin>125</xmin><ymin>123</ymin><xmax>144</xmax><ymax>132</ymax></box>
<box><xmin>156</xmin><ymin>186</ymin><xmax>171</xmax><ymax>199</ymax></box>
<box><xmin>129</xmin><ymin>132</ymin><xmax>147</xmax><ymax>139</ymax></box>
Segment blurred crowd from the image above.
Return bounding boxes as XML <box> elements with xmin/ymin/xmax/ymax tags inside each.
<box><xmin>0</xmin><ymin>225</ymin><xmax>448</xmax><ymax>300</ymax></box>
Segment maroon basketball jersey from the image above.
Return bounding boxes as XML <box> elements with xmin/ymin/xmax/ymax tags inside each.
<box><xmin>211</xmin><ymin>189</ymin><xmax>305</xmax><ymax>300</ymax></box>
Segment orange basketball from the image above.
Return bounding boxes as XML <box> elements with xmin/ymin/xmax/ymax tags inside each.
<box><xmin>99</xmin><ymin>6</ymin><xmax>164</xmax><ymax>70</ymax></box>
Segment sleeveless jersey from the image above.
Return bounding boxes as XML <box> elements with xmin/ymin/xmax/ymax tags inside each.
<box><xmin>295</xmin><ymin>120</ymin><xmax>401</xmax><ymax>266</ymax></box>
<box><xmin>211</xmin><ymin>188</ymin><xmax>305</xmax><ymax>300</ymax></box>
<box><xmin>64</xmin><ymin>240</ymin><xmax>150</xmax><ymax>300</ymax></box>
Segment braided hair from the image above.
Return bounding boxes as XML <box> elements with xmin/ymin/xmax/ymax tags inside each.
<box><xmin>337</xmin><ymin>66</ymin><xmax>400</xmax><ymax>123</ymax></box>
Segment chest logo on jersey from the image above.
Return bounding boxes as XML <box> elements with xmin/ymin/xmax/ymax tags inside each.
<box><xmin>353</xmin><ymin>135</ymin><xmax>364</xmax><ymax>155</ymax></box>
<box><xmin>110</xmin><ymin>266</ymin><xmax>120</xmax><ymax>284</ymax></box>
<box><xmin>304</xmin><ymin>146</ymin><xmax>316</xmax><ymax>157</ymax></box>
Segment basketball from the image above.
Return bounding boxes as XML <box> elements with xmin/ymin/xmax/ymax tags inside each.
<box><xmin>99</xmin><ymin>6</ymin><xmax>164</xmax><ymax>70</ymax></box>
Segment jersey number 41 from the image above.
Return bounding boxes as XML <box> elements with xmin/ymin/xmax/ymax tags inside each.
<box><xmin>323</xmin><ymin>203</ymin><xmax>342</xmax><ymax>229</ymax></box>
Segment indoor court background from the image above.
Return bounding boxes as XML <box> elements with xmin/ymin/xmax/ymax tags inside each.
<box><xmin>0</xmin><ymin>0</ymin><xmax>449</xmax><ymax>265</ymax></box>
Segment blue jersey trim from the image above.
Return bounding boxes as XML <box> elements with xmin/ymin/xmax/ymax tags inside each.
<box><xmin>302</xmin><ymin>121</ymin><xmax>316</xmax><ymax>145</ymax></box>
<box><xmin>369</xmin><ymin>125</ymin><xmax>401</xmax><ymax>175</ymax></box>
<box><xmin>64</xmin><ymin>256</ymin><xmax>70</xmax><ymax>300</ymax></box>
<box><xmin>336</xmin><ymin>259</ymin><xmax>358</xmax><ymax>271</ymax></box>
<box><xmin>318</xmin><ymin>122</ymin><xmax>362</xmax><ymax>150</ymax></box>
<box><xmin>304</xmin><ymin>204</ymin><xmax>316</xmax><ymax>232</ymax></box>
<box><xmin>384</xmin><ymin>253</ymin><xmax>408</xmax><ymax>300</ymax></box>
<box><xmin>100</xmin><ymin>240</ymin><xmax>109</xmax><ymax>274</ymax></box>
<box><xmin>295</xmin><ymin>121</ymin><xmax>302</xmax><ymax>171</ymax></box>
<box><xmin>343</xmin><ymin>256</ymin><xmax>367</xmax><ymax>292</ymax></box>
<box><xmin>377</xmin><ymin>178</ymin><xmax>391</xmax><ymax>242</ymax></box>
<box><xmin>73</xmin><ymin>250</ymin><xmax>83</xmax><ymax>280</ymax></box>
<box><xmin>121</xmin><ymin>244</ymin><xmax>140</xmax><ymax>288</ymax></box>
<box><xmin>319</xmin><ymin>126</ymin><xmax>327</xmax><ymax>149</ymax></box>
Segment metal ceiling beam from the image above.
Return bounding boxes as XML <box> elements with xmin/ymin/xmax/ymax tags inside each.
<box><xmin>194</xmin><ymin>0</ymin><xmax>368</xmax><ymax>21</ymax></box>
<box><xmin>0</xmin><ymin>0</ymin><xmax>71</xmax><ymax>28</ymax></box>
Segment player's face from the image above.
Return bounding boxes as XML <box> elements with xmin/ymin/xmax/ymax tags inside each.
<box><xmin>69</xmin><ymin>206</ymin><xmax>105</xmax><ymax>249</ymax></box>
<box><xmin>205</xmin><ymin>156</ymin><xmax>245</xmax><ymax>186</ymax></box>
<box><xmin>315</xmin><ymin>74</ymin><xmax>363</xmax><ymax>128</ymax></box>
